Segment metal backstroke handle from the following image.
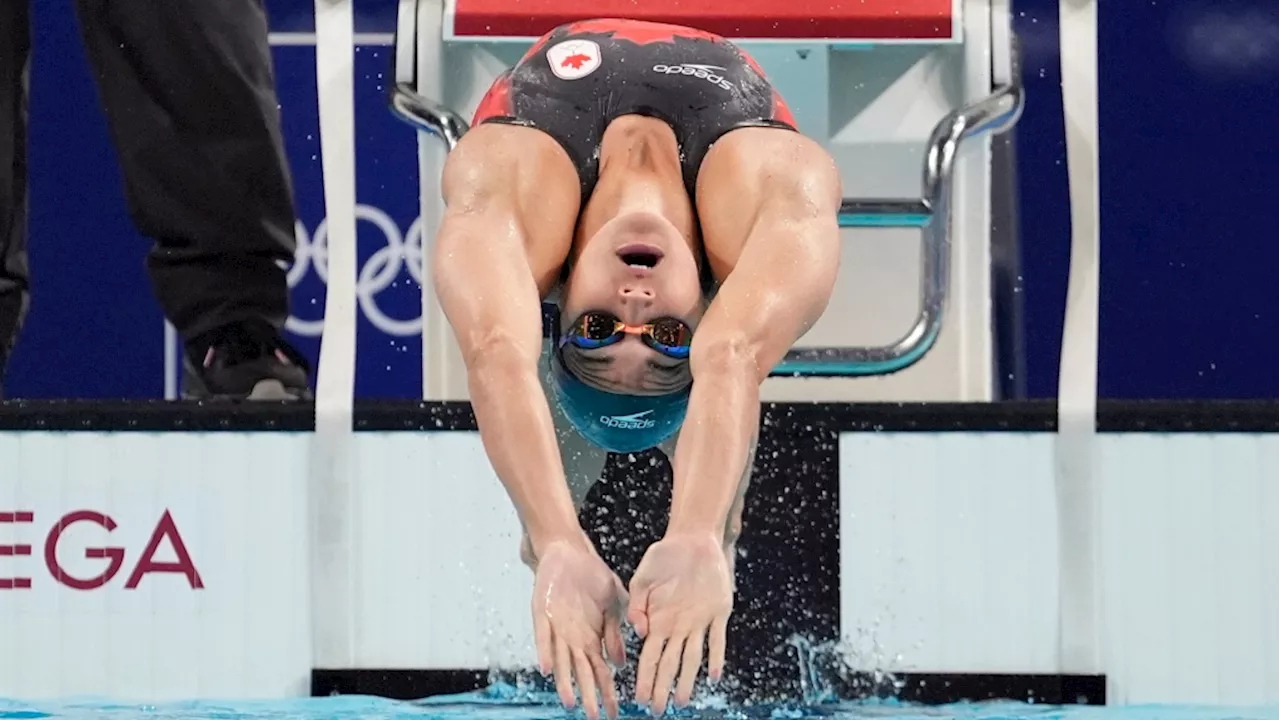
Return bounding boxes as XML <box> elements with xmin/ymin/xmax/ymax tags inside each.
<box><xmin>789</xmin><ymin>80</ymin><xmax>1024</xmax><ymax>377</ymax></box>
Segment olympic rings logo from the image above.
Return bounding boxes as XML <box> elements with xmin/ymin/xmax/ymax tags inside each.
<box><xmin>285</xmin><ymin>204</ymin><xmax>426</xmax><ymax>337</ymax></box>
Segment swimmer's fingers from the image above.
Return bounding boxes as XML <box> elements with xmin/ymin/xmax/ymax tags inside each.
<box><xmin>674</xmin><ymin>627</ymin><xmax>706</xmax><ymax>708</ymax></box>
<box><xmin>626</xmin><ymin>582</ymin><xmax>652</xmax><ymax>639</ymax></box>
<box><xmin>633</xmin><ymin>631</ymin><xmax>666</xmax><ymax>707</ymax></box>
<box><xmin>651</xmin><ymin>631</ymin><xmax>687</xmax><ymax>716</ymax></box>
<box><xmin>605</xmin><ymin>575</ymin><xmax>628</xmax><ymax>667</ymax></box>
<box><xmin>708</xmin><ymin>613</ymin><xmax>729</xmax><ymax>683</ymax></box>
<box><xmin>572</xmin><ymin>648</ymin><xmax>600</xmax><ymax>720</ymax></box>
<box><xmin>553</xmin><ymin>635</ymin><xmax>577</xmax><ymax>710</ymax></box>
<box><xmin>590</xmin><ymin>648</ymin><xmax>620</xmax><ymax>720</ymax></box>
<box><xmin>604</xmin><ymin>616</ymin><xmax>626</xmax><ymax>668</ymax></box>
<box><xmin>533</xmin><ymin>605</ymin><xmax>553</xmax><ymax>675</ymax></box>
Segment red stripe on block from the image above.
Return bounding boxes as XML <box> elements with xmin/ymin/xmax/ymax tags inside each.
<box><xmin>452</xmin><ymin>0</ymin><xmax>953</xmax><ymax>40</ymax></box>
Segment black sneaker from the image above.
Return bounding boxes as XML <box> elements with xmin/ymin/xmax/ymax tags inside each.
<box><xmin>183</xmin><ymin>321</ymin><xmax>312</xmax><ymax>400</ymax></box>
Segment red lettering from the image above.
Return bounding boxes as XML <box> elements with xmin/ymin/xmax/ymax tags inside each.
<box><xmin>0</xmin><ymin>510</ymin><xmax>34</xmax><ymax>589</ymax></box>
<box><xmin>124</xmin><ymin>510</ymin><xmax>203</xmax><ymax>589</ymax></box>
<box><xmin>45</xmin><ymin>511</ymin><xmax>125</xmax><ymax>590</ymax></box>
<box><xmin>0</xmin><ymin>509</ymin><xmax>206</xmax><ymax>591</ymax></box>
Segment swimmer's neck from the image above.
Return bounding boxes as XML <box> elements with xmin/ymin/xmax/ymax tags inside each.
<box><xmin>579</xmin><ymin>116</ymin><xmax>695</xmax><ymax>243</ymax></box>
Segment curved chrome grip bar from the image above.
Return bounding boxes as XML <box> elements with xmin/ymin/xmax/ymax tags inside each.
<box><xmin>389</xmin><ymin>0</ymin><xmax>1025</xmax><ymax>378</ymax></box>
<box><xmin>783</xmin><ymin>80</ymin><xmax>1024</xmax><ymax>377</ymax></box>
<box><xmin>391</xmin><ymin>83</ymin><xmax>469</xmax><ymax>149</ymax></box>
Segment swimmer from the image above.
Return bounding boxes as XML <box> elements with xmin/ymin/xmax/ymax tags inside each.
<box><xmin>433</xmin><ymin>18</ymin><xmax>840</xmax><ymax>719</ymax></box>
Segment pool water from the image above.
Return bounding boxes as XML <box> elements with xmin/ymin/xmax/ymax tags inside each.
<box><xmin>2</xmin><ymin>687</ymin><xmax>1275</xmax><ymax>720</ymax></box>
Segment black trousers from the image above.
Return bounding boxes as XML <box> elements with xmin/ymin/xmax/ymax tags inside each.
<box><xmin>0</xmin><ymin>0</ymin><xmax>298</xmax><ymax>375</ymax></box>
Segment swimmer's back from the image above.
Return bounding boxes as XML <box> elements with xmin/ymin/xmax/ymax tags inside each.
<box><xmin>470</xmin><ymin>18</ymin><xmax>797</xmax><ymax>198</ymax></box>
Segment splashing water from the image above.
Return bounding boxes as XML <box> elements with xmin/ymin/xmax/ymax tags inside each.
<box><xmin>788</xmin><ymin>635</ymin><xmax>898</xmax><ymax>706</ymax></box>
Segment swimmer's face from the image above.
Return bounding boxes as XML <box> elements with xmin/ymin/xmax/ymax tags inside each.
<box><xmin>561</xmin><ymin>215</ymin><xmax>704</xmax><ymax>395</ymax></box>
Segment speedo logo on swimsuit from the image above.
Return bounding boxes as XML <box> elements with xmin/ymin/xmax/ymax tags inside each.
<box><xmin>651</xmin><ymin>63</ymin><xmax>734</xmax><ymax>91</ymax></box>
<box><xmin>599</xmin><ymin>410</ymin><xmax>656</xmax><ymax>430</ymax></box>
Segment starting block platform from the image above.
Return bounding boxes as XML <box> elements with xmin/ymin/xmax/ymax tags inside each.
<box><xmin>389</xmin><ymin>0</ymin><xmax>1023</xmax><ymax>400</ymax></box>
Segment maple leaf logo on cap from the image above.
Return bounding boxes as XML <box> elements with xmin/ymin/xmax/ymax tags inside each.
<box><xmin>546</xmin><ymin>39</ymin><xmax>602</xmax><ymax>80</ymax></box>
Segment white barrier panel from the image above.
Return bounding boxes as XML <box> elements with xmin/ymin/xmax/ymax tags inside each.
<box><xmin>0</xmin><ymin>433</ymin><xmax>312</xmax><ymax>700</ymax></box>
<box><xmin>2</xmin><ymin>429</ymin><xmax>1275</xmax><ymax>705</ymax></box>
<box><xmin>0</xmin><ymin>432</ymin><xmax>529</xmax><ymax>702</ymax></box>
<box><xmin>351</xmin><ymin>433</ymin><xmax>530</xmax><ymax>670</ymax></box>
<box><xmin>840</xmin><ymin>432</ymin><xmax>1280</xmax><ymax>706</ymax></box>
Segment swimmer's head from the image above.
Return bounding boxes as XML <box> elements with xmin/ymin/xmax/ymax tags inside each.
<box><xmin>552</xmin><ymin>211</ymin><xmax>702</xmax><ymax>452</ymax></box>
<box><xmin>549</xmin><ymin>352</ymin><xmax>689</xmax><ymax>453</ymax></box>
<box><xmin>560</xmin><ymin>211</ymin><xmax>704</xmax><ymax>395</ymax></box>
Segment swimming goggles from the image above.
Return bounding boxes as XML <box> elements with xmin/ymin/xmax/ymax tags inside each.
<box><xmin>559</xmin><ymin>311</ymin><xmax>693</xmax><ymax>359</ymax></box>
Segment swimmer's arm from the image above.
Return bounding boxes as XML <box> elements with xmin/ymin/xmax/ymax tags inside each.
<box><xmin>433</xmin><ymin>208</ymin><xmax>587</xmax><ymax>556</ymax></box>
<box><xmin>666</xmin><ymin>156</ymin><xmax>841</xmax><ymax>539</ymax></box>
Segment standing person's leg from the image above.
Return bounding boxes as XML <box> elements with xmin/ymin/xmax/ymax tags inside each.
<box><xmin>0</xmin><ymin>0</ymin><xmax>30</xmax><ymax>399</ymax></box>
<box><xmin>72</xmin><ymin>0</ymin><xmax>309</xmax><ymax>399</ymax></box>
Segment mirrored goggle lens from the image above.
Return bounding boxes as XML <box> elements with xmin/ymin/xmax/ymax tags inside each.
<box><xmin>648</xmin><ymin>318</ymin><xmax>691</xmax><ymax>348</ymax></box>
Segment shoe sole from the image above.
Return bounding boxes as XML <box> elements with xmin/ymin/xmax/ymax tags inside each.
<box><xmin>247</xmin><ymin>379</ymin><xmax>298</xmax><ymax>400</ymax></box>
<box><xmin>182</xmin><ymin>379</ymin><xmax>311</xmax><ymax>402</ymax></box>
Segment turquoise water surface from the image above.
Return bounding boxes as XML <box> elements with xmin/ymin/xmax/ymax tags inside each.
<box><xmin>2</xmin><ymin>686</ymin><xmax>1275</xmax><ymax>720</ymax></box>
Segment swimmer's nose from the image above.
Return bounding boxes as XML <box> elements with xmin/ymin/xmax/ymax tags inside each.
<box><xmin>619</xmin><ymin>285</ymin><xmax>654</xmax><ymax>303</ymax></box>
<box><xmin>618</xmin><ymin>286</ymin><xmax>654</xmax><ymax>323</ymax></box>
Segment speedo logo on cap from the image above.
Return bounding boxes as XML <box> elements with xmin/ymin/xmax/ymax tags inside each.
<box><xmin>599</xmin><ymin>410</ymin><xmax>656</xmax><ymax>430</ymax></box>
<box><xmin>651</xmin><ymin>63</ymin><xmax>734</xmax><ymax>91</ymax></box>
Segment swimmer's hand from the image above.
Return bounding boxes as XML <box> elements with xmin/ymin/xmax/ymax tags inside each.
<box><xmin>532</xmin><ymin>539</ymin><xmax>628</xmax><ymax>720</ymax></box>
<box><xmin>627</xmin><ymin>531</ymin><xmax>734</xmax><ymax>715</ymax></box>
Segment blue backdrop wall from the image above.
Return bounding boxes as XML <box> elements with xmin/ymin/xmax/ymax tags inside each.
<box><xmin>6</xmin><ymin>0</ymin><xmax>1277</xmax><ymax>400</ymax></box>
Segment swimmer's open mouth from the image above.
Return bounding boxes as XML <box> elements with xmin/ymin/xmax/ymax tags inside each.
<box><xmin>617</xmin><ymin>244</ymin><xmax>664</xmax><ymax>268</ymax></box>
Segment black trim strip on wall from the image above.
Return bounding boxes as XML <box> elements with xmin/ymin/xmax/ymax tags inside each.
<box><xmin>310</xmin><ymin>669</ymin><xmax>1107</xmax><ymax>706</ymax></box>
<box><xmin>0</xmin><ymin>398</ymin><xmax>1274</xmax><ymax>433</ymax></box>
<box><xmin>0</xmin><ymin>399</ymin><xmax>316</xmax><ymax>432</ymax></box>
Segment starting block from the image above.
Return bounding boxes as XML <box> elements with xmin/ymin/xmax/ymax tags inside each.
<box><xmin>389</xmin><ymin>0</ymin><xmax>1023</xmax><ymax>391</ymax></box>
